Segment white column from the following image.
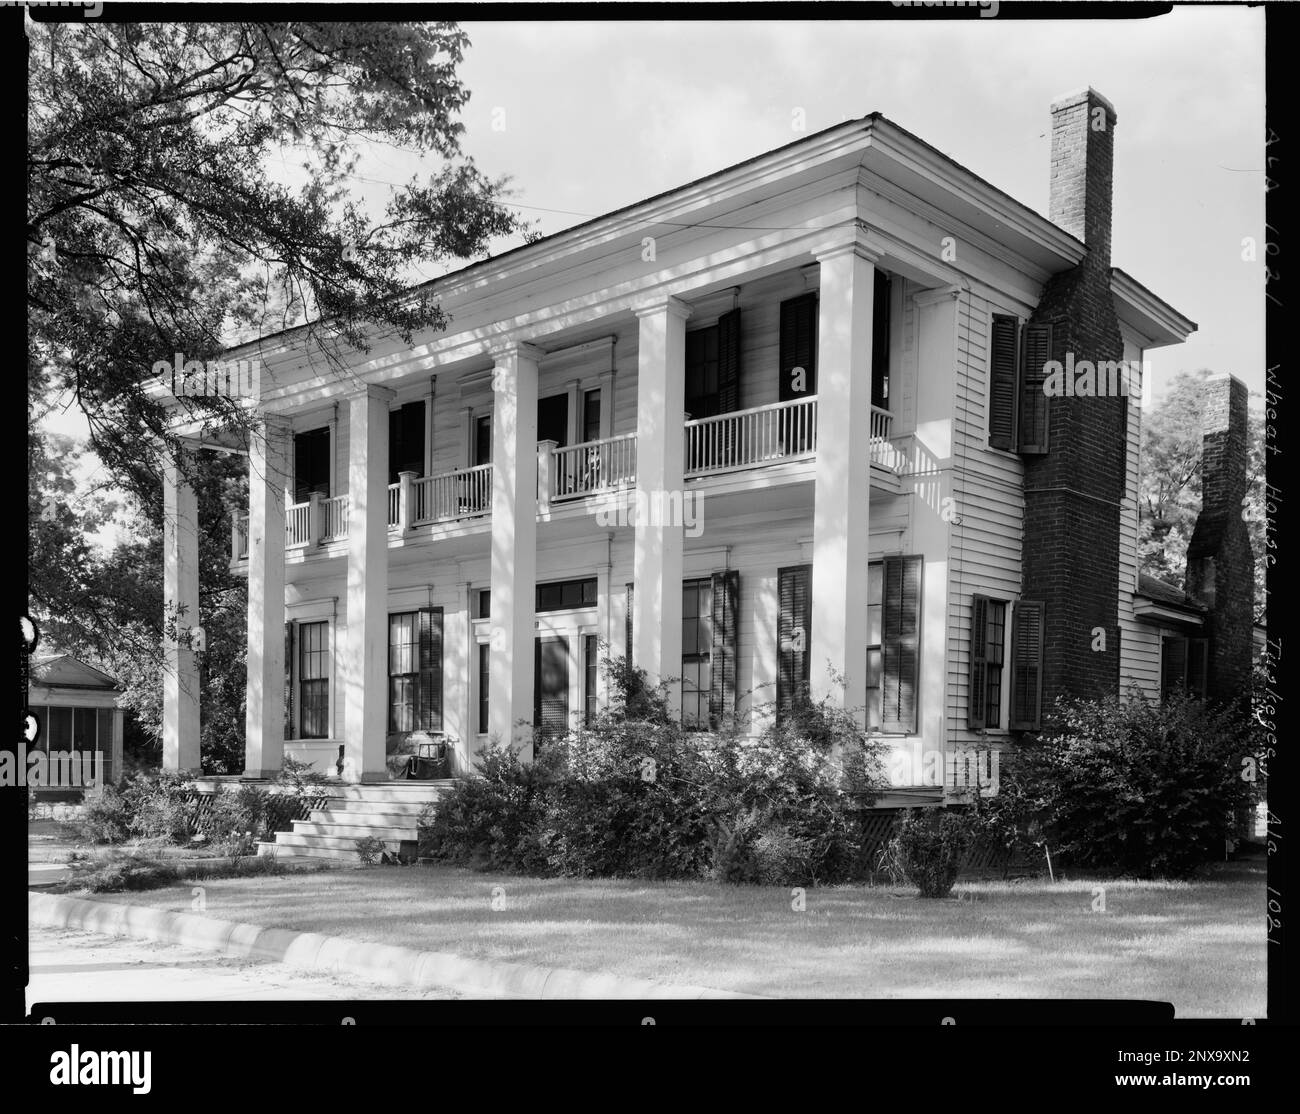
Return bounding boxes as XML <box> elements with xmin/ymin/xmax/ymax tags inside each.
<box><xmin>244</xmin><ymin>418</ymin><xmax>291</xmax><ymax>778</ymax></box>
<box><xmin>631</xmin><ymin>296</ymin><xmax>691</xmax><ymax>709</ymax></box>
<box><xmin>162</xmin><ymin>450</ymin><xmax>201</xmax><ymax>772</ymax></box>
<box><xmin>634</xmin><ymin>297</ymin><xmax>696</xmax><ymax>712</ymax></box>
<box><xmin>809</xmin><ymin>230</ymin><xmax>878</xmax><ymax>715</ymax></box>
<box><xmin>489</xmin><ymin>343</ymin><xmax>542</xmax><ymax>755</ymax></box>
<box><xmin>342</xmin><ymin>385</ymin><xmax>393</xmax><ymax>782</ymax></box>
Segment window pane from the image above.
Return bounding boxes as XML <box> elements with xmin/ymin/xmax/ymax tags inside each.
<box><xmin>478</xmin><ymin>643</ymin><xmax>490</xmax><ymax>734</ymax></box>
<box><xmin>865</xmin><ymin>647</ymin><xmax>882</xmax><ymax>732</ymax></box>
<box><xmin>73</xmin><ymin>707</ymin><xmax>97</xmax><ymax>749</ymax></box>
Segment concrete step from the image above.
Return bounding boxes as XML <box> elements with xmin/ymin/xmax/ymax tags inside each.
<box><xmin>327</xmin><ymin>799</ymin><xmax>437</xmax><ymax>817</ymax></box>
<box><xmin>335</xmin><ymin>781</ymin><xmax>455</xmax><ymax>803</ymax></box>
<box><xmin>292</xmin><ymin>820</ymin><xmax>416</xmax><ymax>841</ymax></box>
<box><xmin>273</xmin><ymin>832</ymin><xmax>410</xmax><ymax>855</ymax></box>
<box><xmin>254</xmin><ymin>844</ymin><xmax>341</xmax><ymax>867</ymax></box>
<box><xmin>309</xmin><ymin>808</ymin><xmax>430</xmax><ymax>827</ymax></box>
<box><xmin>260</xmin><ymin>840</ymin><xmax>366</xmax><ymax>863</ymax></box>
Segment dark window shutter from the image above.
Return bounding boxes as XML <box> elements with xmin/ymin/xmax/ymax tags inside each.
<box><xmin>284</xmin><ymin>621</ymin><xmax>295</xmax><ymax>740</ymax></box>
<box><xmin>881</xmin><ymin>555</ymin><xmax>923</xmax><ymax>734</ymax></box>
<box><xmin>709</xmin><ymin>570</ymin><xmax>740</xmax><ymax>728</ymax></box>
<box><xmin>989</xmin><ymin>314</ymin><xmax>1020</xmax><ymax>452</ymax></box>
<box><xmin>417</xmin><ymin>607</ymin><xmax>444</xmax><ymax>731</ymax></box>
<box><xmin>1188</xmin><ymin>637</ymin><xmax>1209</xmax><ymax>699</ymax></box>
<box><xmin>1019</xmin><ymin>322</ymin><xmax>1052</xmax><ymax>454</ymax></box>
<box><xmin>969</xmin><ymin>595</ymin><xmax>990</xmax><ymax>730</ymax></box>
<box><xmin>777</xmin><ymin>564</ymin><xmax>812</xmax><ymax>720</ymax></box>
<box><xmin>717</xmin><ymin>308</ymin><xmax>741</xmax><ymax>414</ymax></box>
<box><xmin>625</xmin><ymin>582</ymin><xmax>634</xmax><ymax>661</ymax></box>
<box><xmin>1009</xmin><ymin>600</ymin><xmax>1046</xmax><ymax>730</ymax></box>
<box><xmin>779</xmin><ymin>294</ymin><xmax>818</xmax><ymax>401</ymax></box>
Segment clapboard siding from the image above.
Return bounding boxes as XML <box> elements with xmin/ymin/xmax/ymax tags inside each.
<box><xmin>1116</xmin><ymin>332</ymin><xmax>1161</xmax><ymax>700</ymax></box>
<box><xmin>946</xmin><ymin>290</ymin><xmax>1026</xmax><ymax>746</ymax></box>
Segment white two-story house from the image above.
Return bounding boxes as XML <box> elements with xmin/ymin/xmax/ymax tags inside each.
<box><xmin>157</xmin><ymin>88</ymin><xmax>1202</xmax><ymax>807</ymax></box>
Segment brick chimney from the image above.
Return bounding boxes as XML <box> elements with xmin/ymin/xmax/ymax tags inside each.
<box><xmin>1186</xmin><ymin>374</ymin><xmax>1254</xmax><ymax>704</ymax></box>
<box><xmin>1021</xmin><ymin>89</ymin><xmax>1127</xmax><ymax>707</ymax></box>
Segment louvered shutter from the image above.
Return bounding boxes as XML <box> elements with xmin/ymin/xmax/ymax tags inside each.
<box><xmin>717</xmin><ymin>308</ymin><xmax>741</xmax><ymax>413</ymax></box>
<box><xmin>989</xmin><ymin>314</ymin><xmax>1020</xmax><ymax>451</ymax></box>
<box><xmin>709</xmin><ymin>570</ymin><xmax>740</xmax><ymax>728</ymax></box>
<box><xmin>417</xmin><ymin>607</ymin><xmax>444</xmax><ymax>731</ymax></box>
<box><xmin>1010</xmin><ymin>600</ymin><xmax>1046</xmax><ymax>730</ymax></box>
<box><xmin>969</xmin><ymin>595</ymin><xmax>990</xmax><ymax>730</ymax></box>
<box><xmin>777</xmin><ymin>565</ymin><xmax>812</xmax><ymax>720</ymax></box>
<box><xmin>625</xmin><ymin>582</ymin><xmax>634</xmax><ymax>661</ymax></box>
<box><xmin>1188</xmin><ymin>637</ymin><xmax>1209</xmax><ymax>699</ymax></box>
<box><xmin>1019</xmin><ymin>322</ymin><xmax>1053</xmax><ymax>454</ymax></box>
<box><xmin>284</xmin><ymin>621</ymin><xmax>295</xmax><ymax>740</ymax></box>
<box><xmin>882</xmin><ymin>555</ymin><xmax>923</xmax><ymax>734</ymax></box>
<box><xmin>779</xmin><ymin>294</ymin><xmax>818</xmax><ymax>400</ymax></box>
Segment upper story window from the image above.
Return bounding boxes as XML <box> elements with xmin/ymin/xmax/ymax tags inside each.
<box><xmin>872</xmin><ymin>273</ymin><xmax>892</xmax><ymax>410</ymax></box>
<box><xmin>538</xmin><ymin>393</ymin><xmax>569</xmax><ymax>448</ymax></box>
<box><xmin>779</xmin><ymin>276</ymin><xmax>892</xmax><ymax>411</ymax></box>
<box><xmin>988</xmin><ymin>313</ymin><xmax>1052</xmax><ymax>454</ymax></box>
<box><xmin>583</xmin><ymin>389</ymin><xmax>602</xmax><ymax>443</ymax></box>
<box><xmin>293</xmin><ymin>427</ymin><xmax>330</xmax><ymax>502</ymax></box>
<box><xmin>388</xmin><ymin>400</ymin><xmax>425</xmax><ymax>483</ymax></box>
<box><xmin>474</xmin><ymin>414</ymin><xmax>491</xmax><ymax>467</ymax></box>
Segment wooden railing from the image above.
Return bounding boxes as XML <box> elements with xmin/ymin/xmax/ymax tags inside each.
<box><xmin>684</xmin><ymin>396</ymin><xmax>818</xmax><ymax>476</ymax></box>
<box><xmin>234</xmin><ymin>515</ymin><xmax>249</xmax><ymax>560</ymax></box>
<box><xmin>869</xmin><ymin>404</ymin><xmax>896</xmax><ymax>471</ymax></box>
<box><xmin>551</xmin><ymin>434</ymin><xmax>637</xmax><ymax>500</ymax></box>
<box><xmin>386</xmin><ymin>484</ymin><xmax>400</xmax><ymax>529</ymax></box>
<box><xmin>321</xmin><ymin>495</ymin><xmax>348</xmax><ymax>543</ymax></box>
<box><xmin>413</xmin><ymin>463</ymin><xmax>493</xmax><ymax>524</ymax></box>
<box><xmin>285</xmin><ymin>501</ymin><xmax>312</xmax><ymax>548</ymax></box>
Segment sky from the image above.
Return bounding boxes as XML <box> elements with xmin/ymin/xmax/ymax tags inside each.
<box><xmin>41</xmin><ymin>7</ymin><xmax>1266</xmax><ymax>540</ymax></box>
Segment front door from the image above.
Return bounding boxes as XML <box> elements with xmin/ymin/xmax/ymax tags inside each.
<box><xmin>534</xmin><ymin>636</ymin><xmax>570</xmax><ymax>746</ymax></box>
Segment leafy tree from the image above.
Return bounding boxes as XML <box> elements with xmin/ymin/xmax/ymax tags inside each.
<box><xmin>28</xmin><ymin>20</ymin><xmax>528</xmax><ymax>773</ymax></box>
<box><xmin>1138</xmin><ymin>369</ymin><xmax>1266</xmax><ymax>621</ymax></box>
<box><xmin>28</xmin><ymin>20</ymin><xmax>529</xmax><ymax>510</ymax></box>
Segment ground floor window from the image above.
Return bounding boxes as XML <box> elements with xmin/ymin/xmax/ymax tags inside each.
<box><xmin>478</xmin><ymin>642</ymin><xmax>490</xmax><ymax>734</ymax></box>
<box><xmin>968</xmin><ymin>595</ymin><xmax>1008</xmax><ymax>729</ymax></box>
<box><xmin>298</xmin><ymin>620</ymin><xmax>329</xmax><ymax>739</ymax></box>
<box><xmin>681</xmin><ymin>578</ymin><xmax>713</xmax><ymax>728</ymax></box>
<box><xmin>388</xmin><ymin>608</ymin><xmax>444</xmax><ymax>733</ymax></box>
<box><xmin>534</xmin><ymin>636</ymin><xmax>570</xmax><ymax>743</ymax></box>
<box><xmin>1161</xmin><ymin>635</ymin><xmax>1208</xmax><ymax>701</ymax></box>
<box><xmin>584</xmin><ymin>634</ymin><xmax>599</xmax><ymax>726</ymax></box>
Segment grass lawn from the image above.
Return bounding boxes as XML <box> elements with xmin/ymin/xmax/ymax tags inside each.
<box><xmin>78</xmin><ymin>858</ymin><xmax>1267</xmax><ymax>1016</ymax></box>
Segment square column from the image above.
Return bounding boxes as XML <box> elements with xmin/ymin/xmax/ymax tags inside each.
<box><xmin>809</xmin><ymin>229</ymin><xmax>879</xmax><ymax>715</ymax></box>
<box><xmin>489</xmin><ymin>343</ymin><xmax>542</xmax><ymax>754</ymax></box>
<box><xmin>342</xmin><ymin>385</ymin><xmax>393</xmax><ymax>782</ymax></box>
<box><xmin>244</xmin><ymin>417</ymin><xmax>291</xmax><ymax>777</ymax></box>
<box><xmin>632</xmin><ymin>296</ymin><xmax>692</xmax><ymax>709</ymax></box>
<box><xmin>162</xmin><ymin>450</ymin><xmax>201</xmax><ymax>772</ymax></box>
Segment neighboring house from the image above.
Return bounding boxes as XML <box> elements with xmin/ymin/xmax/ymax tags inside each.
<box><xmin>29</xmin><ymin>655</ymin><xmax>125</xmax><ymax>794</ymax></box>
<box><xmin>157</xmin><ymin>88</ymin><xmax>1243</xmax><ymax>801</ymax></box>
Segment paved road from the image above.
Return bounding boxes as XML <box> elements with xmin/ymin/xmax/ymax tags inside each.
<box><xmin>27</xmin><ymin>926</ymin><xmax>463</xmax><ymax>1009</ymax></box>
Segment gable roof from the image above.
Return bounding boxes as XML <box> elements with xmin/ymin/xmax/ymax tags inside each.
<box><xmin>32</xmin><ymin>655</ymin><xmax>122</xmax><ymax>691</ymax></box>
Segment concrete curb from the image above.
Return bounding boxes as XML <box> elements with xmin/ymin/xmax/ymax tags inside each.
<box><xmin>29</xmin><ymin>892</ymin><xmax>762</xmax><ymax>1000</ymax></box>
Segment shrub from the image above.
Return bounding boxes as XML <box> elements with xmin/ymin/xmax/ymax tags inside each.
<box><xmin>78</xmin><ymin>787</ymin><xmax>131</xmax><ymax>844</ymax></box>
<box><xmin>998</xmin><ymin>691</ymin><xmax>1255</xmax><ymax>878</ymax></box>
<box><xmin>64</xmin><ymin>849</ymin><xmax>179</xmax><ymax>893</ymax></box>
<box><xmin>890</xmin><ymin>807</ymin><xmax>973</xmax><ymax>898</ymax></box>
<box><xmin>354</xmin><ymin>836</ymin><xmax>387</xmax><ymax>865</ymax></box>
<box><xmin>119</xmin><ymin>772</ymin><xmax>195</xmax><ymax>843</ymax></box>
<box><xmin>419</xmin><ymin>657</ymin><xmax>886</xmax><ymax>884</ymax></box>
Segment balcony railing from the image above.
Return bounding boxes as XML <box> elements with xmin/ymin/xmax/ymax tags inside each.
<box><xmin>551</xmin><ymin>434</ymin><xmax>638</xmax><ymax>501</ymax></box>
<box><xmin>684</xmin><ymin>397</ymin><xmax>818</xmax><ymax>477</ymax></box>
<box><xmin>286</xmin><ymin>501</ymin><xmax>312</xmax><ymax>548</ymax></box>
<box><xmin>413</xmin><ymin>463</ymin><xmax>493</xmax><ymax>524</ymax></box>
<box><xmin>321</xmin><ymin>495</ymin><xmax>348</xmax><ymax>543</ymax></box>
<box><xmin>387</xmin><ymin>483</ymin><xmax>400</xmax><ymax>529</ymax></box>
<box><xmin>869</xmin><ymin>405</ymin><xmax>893</xmax><ymax>468</ymax></box>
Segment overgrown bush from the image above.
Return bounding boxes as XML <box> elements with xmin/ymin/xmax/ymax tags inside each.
<box><xmin>992</xmin><ymin>691</ymin><xmax>1255</xmax><ymax>878</ymax></box>
<box><xmin>419</xmin><ymin>654</ymin><xmax>886</xmax><ymax>885</ymax></box>
<box><xmin>78</xmin><ymin>787</ymin><xmax>132</xmax><ymax>844</ymax></box>
<box><xmin>889</xmin><ymin>807</ymin><xmax>973</xmax><ymax>897</ymax></box>
<box><xmin>354</xmin><ymin>835</ymin><xmax>387</xmax><ymax>865</ymax></box>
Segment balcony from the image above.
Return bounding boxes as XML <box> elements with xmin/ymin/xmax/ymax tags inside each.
<box><xmin>231</xmin><ymin>399</ymin><xmax>902</xmax><ymax>565</ymax></box>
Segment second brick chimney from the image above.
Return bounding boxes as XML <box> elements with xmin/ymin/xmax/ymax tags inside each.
<box><xmin>1186</xmin><ymin>373</ymin><xmax>1254</xmax><ymax>705</ymax></box>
